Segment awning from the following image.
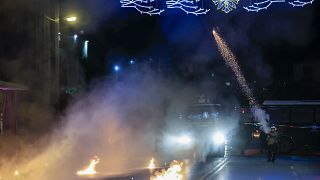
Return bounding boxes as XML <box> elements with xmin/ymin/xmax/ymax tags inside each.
<box><xmin>0</xmin><ymin>80</ymin><xmax>28</xmax><ymax>91</ymax></box>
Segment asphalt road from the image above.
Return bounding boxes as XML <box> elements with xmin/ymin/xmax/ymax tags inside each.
<box><xmin>80</xmin><ymin>156</ymin><xmax>320</xmax><ymax>180</ymax></box>
<box><xmin>190</xmin><ymin>156</ymin><xmax>320</xmax><ymax>180</ymax></box>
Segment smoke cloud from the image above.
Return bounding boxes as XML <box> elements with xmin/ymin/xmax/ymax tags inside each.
<box><xmin>0</xmin><ymin>64</ymin><xmax>242</xmax><ymax>179</ymax></box>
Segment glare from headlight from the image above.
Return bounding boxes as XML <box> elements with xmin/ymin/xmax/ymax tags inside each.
<box><xmin>213</xmin><ymin>132</ymin><xmax>225</xmax><ymax>145</ymax></box>
<box><xmin>178</xmin><ymin>135</ymin><xmax>192</xmax><ymax>145</ymax></box>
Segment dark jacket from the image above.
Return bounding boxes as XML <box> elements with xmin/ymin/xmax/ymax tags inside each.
<box><xmin>267</xmin><ymin>131</ymin><xmax>279</xmax><ymax>145</ymax></box>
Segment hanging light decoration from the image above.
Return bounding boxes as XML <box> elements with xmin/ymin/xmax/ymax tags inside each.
<box><xmin>288</xmin><ymin>0</ymin><xmax>314</xmax><ymax>7</ymax></box>
<box><xmin>120</xmin><ymin>0</ymin><xmax>315</xmax><ymax>14</ymax></box>
<box><xmin>212</xmin><ymin>0</ymin><xmax>240</xmax><ymax>13</ymax></box>
<box><xmin>120</xmin><ymin>0</ymin><xmax>165</xmax><ymax>15</ymax></box>
<box><xmin>166</xmin><ymin>0</ymin><xmax>210</xmax><ymax>15</ymax></box>
<box><xmin>243</xmin><ymin>0</ymin><xmax>314</xmax><ymax>12</ymax></box>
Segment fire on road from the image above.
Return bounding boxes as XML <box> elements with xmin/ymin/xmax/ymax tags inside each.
<box><xmin>79</xmin><ymin>156</ymin><xmax>320</xmax><ymax>180</ymax></box>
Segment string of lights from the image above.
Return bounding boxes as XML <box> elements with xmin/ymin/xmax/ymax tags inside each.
<box><xmin>288</xmin><ymin>0</ymin><xmax>314</xmax><ymax>7</ymax></box>
<box><xmin>243</xmin><ymin>0</ymin><xmax>314</xmax><ymax>12</ymax></box>
<box><xmin>120</xmin><ymin>0</ymin><xmax>165</xmax><ymax>15</ymax></box>
<box><xmin>212</xmin><ymin>0</ymin><xmax>239</xmax><ymax>13</ymax></box>
<box><xmin>120</xmin><ymin>0</ymin><xmax>315</xmax><ymax>14</ymax></box>
<box><xmin>243</xmin><ymin>0</ymin><xmax>285</xmax><ymax>12</ymax></box>
<box><xmin>166</xmin><ymin>0</ymin><xmax>210</xmax><ymax>15</ymax></box>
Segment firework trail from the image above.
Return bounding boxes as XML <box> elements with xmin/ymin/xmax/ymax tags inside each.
<box><xmin>212</xmin><ymin>29</ymin><xmax>270</xmax><ymax>132</ymax></box>
<box><xmin>212</xmin><ymin>30</ymin><xmax>257</xmax><ymax>106</ymax></box>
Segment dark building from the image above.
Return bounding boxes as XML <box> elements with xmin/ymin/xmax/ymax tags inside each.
<box><xmin>293</xmin><ymin>61</ymin><xmax>320</xmax><ymax>84</ymax></box>
<box><xmin>0</xmin><ymin>0</ymin><xmax>84</xmax><ymax>133</ymax></box>
<box><xmin>0</xmin><ymin>81</ymin><xmax>28</xmax><ymax>134</ymax></box>
<box><xmin>261</xmin><ymin>59</ymin><xmax>320</xmax><ymax>100</ymax></box>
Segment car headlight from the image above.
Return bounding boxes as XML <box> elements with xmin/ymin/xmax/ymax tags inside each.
<box><xmin>177</xmin><ymin>135</ymin><xmax>192</xmax><ymax>145</ymax></box>
<box><xmin>213</xmin><ymin>132</ymin><xmax>225</xmax><ymax>145</ymax></box>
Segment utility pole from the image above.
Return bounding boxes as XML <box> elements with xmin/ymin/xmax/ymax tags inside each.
<box><xmin>54</xmin><ymin>0</ymin><xmax>61</xmax><ymax>108</ymax></box>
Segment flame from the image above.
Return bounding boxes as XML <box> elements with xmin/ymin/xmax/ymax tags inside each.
<box><xmin>14</xmin><ymin>170</ymin><xmax>19</xmax><ymax>176</ymax></box>
<box><xmin>148</xmin><ymin>158</ymin><xmax>156</xmax><ymax>170</ymax></box>
<box><xmin>150</xmin><ymin>160</ymin><xmax>184</xmax><ymax>180</ymax></box>
<box><xmin>253</xmin><ymin>130</ymin><xmax>261</xmax><ymax>139</ymax></box>
<box><xmin>76</xmin><ymin>156</ymin><xmax>100</xmax><ymax>175</ymax></box>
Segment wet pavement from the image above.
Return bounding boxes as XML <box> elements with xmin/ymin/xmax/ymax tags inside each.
<box><xmin>190</xmin><ymin>156</ymin><xmax>320</xmax><ymax>180</ymax></box>
<box><xmin>80</xmin><ymin>156</ymin><xmax>320</xmax><ymax>180</ymax></box>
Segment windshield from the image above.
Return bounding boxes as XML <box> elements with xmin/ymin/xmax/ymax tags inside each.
<box><xmin>185</xmin><ymin>105</ymin><xmax>221</xmax><ymax>121</ymax></box>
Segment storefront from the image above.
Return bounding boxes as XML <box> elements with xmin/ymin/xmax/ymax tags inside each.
<box><xmin>0</xmin><ymin>81</ymin><xmax>28</xmax><ymax>134</ymax></box>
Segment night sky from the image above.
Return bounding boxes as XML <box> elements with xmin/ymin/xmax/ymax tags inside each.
<box><xmin>75</xmin><ymin>0</ymin><xmax>320</xmax><ymax>80</ymax></box>
<box><xmin>1</xmin><ymin>0</ymin><xmax>320</xmax><ymax>100</ymax></box>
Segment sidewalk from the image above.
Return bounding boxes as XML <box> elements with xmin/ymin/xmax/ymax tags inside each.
<box><xmin>241</xmin><ymin>148</ymin><xmax>320</xmax><ymax>161</ymax></box>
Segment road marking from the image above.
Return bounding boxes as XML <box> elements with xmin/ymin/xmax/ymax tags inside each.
<box><xmin>198</xmin><ymin>158</ymin><xmax>229</xmax><ymax>180</ymax></box>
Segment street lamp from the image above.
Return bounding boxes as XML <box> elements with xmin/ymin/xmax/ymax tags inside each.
<box><xmin>65</xmin><ymin>16</ymin><xmax>77</xmax><ymax>22</ymax></box>
<box><xmin>45</xmin><ymin>15</ymin><xmax>77</xmax><ymax>24</ymax></box>
<box><xmin>114</xmin><ymin>65</ymin><xmax>120</xmax><ymax>72</ymax></box>
<box><xmin>73</xmin><ymin>34</ymin><xmax>78</xmax><ymax>41</ymax></box>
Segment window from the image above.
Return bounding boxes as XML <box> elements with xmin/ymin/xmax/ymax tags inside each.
<box><xmin>186</xmin><ymin>105</ymin><xmax>221</xmax><ymax>121</ymax></box>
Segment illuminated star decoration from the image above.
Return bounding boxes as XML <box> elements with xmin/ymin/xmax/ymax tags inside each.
<box><xmin>243</xmin><ymin>0</ymin><xmax>314</xmax><ymax>12</ymax></box>
<box><xmin>212</xmin><ymin>0</ymin><xmax>240</xmax><ymax>13</ymax></box>
<box><xmin>120</xmin><ymin>0</ymin><xmax>165</xmax><ymax>15</ymax></box>
<box><xmin>166</xmin><ymin>0</ymin><xmax>211</xmax><ymax>15</ymax></box>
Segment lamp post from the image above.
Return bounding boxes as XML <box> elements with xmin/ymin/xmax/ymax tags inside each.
<box><xmin>46</xmin><ymin>7</ymin><xmax>79</xmax><ymax>107</ymax></box>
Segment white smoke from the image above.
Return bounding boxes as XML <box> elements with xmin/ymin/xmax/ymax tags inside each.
<box><xmin>0</xmin><ymin>65</ymin><xmax>243</xmax><ymax>179</ymax></box>
<box><xmin>251</xmin><ymin>106</ymin><xmax>270</xmax><ymax>133</ymax></box>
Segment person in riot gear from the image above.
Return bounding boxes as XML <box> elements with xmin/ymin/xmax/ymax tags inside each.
<box><xmin>267</xmin><ymin>126</ymin><xmax>279</xmax><ymax>162</ymax></box>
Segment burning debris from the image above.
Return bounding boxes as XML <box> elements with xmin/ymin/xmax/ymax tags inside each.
<box><xmin>150</xmin><ymin>160</ymin><xmax>184</xmax><ymax>180</ymax></box>
<box><xmin>76</xmin><ymin>156</ymin><xmax>100</xmax><ymax>176</ymax></box>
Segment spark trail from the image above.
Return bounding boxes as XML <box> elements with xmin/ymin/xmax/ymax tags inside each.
<box><xmin>212</xmin><ymin>30</ymin><xmax>256</xmax><ymax>106</ymax></box>
<box><xmin>212</xmin><ymin>29</ymin><xmax>270</xmax><ymax>132</ymax></box>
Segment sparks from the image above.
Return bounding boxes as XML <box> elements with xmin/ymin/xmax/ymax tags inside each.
<box><xmin>148</xmin><ymin>158</ymin><xmax>156</xmax><ymax>170</ymax></box>
<box><xmin>212</xmin><ymin>29</ymin><xmax>257</xmax><ymax>106</ymax></box>
<box><xmin>212</xmin><ymin>29</ymin><xmax>271</xmax><ymax>132</ymax></box>
<box><xmin>76</xmin><ymin>156</ymin><xmax>100</xmax><ymax>175</ymax></box>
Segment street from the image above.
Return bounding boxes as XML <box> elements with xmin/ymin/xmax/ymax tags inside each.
<box><xmin>190</xmin><ymin>156</ymin><xmax>320</xmax><ymax>180</ymax></box>
<box><xmin>1</xmin><ymin>1</ymin><xmax>320</xmax><ymax>180</ymax></box>
<box><xmin>84</xmin><ymin>156</ymin><xmax>320</xmax><ymax>180</ymax></box>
